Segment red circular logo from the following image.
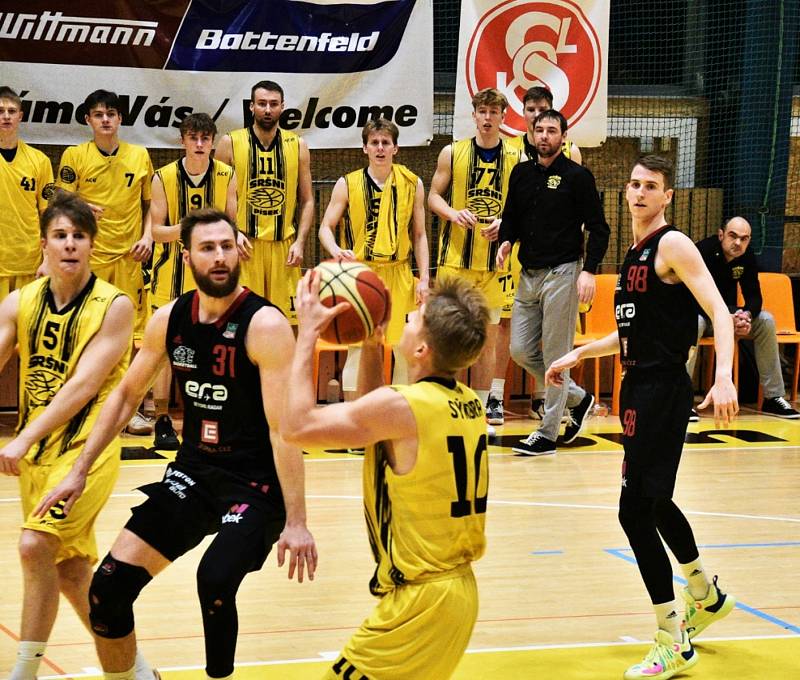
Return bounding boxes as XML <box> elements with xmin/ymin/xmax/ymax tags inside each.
<box><xmin>465</xmin><ymin>0</ymin><xmax>602</xmax><ymax>136</ymax></box>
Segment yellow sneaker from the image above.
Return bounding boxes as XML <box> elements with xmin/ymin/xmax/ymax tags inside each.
<box><xmin>623</xmin><ymin>629</ymin><xmax>698</xmax><ymax>680</ymax></box>
<box><xmin>682</xmin><ymin>575</ymin><xmax>736</xmax><ymax>639</ymax></box>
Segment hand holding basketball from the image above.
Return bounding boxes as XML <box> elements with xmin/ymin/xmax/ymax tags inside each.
<box><xmin>297</xmin><ymin>261</ymin><xmax>390</xmax><ymax>345</ymax></box>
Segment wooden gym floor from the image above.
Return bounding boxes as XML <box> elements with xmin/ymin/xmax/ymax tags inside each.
<box><xmin>0</xmin><ymin>404</ymin><xmax>798</xmax><ymax>679</ymax></box>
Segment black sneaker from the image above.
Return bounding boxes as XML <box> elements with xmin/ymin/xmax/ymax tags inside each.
<box><xmin>486</xmin><ymin>396</ymin><xmax>504</xmax><ymax>425</ymax></box>
<box><xmin>562</xmin><ymin>392</ymin><xmax>595</xmax><ymax>443</ymax></box>
<box><xmin>512</xmin><ymin>430</ymin><xmax>556</xmax><ymax>456</ymax></box>
<box><xmin>154</xmin><ymin>415</ymin><xmax>180</xmax><ymax>450</ymax></box>
<box><xmin>528</xmin><ymin>398</ymin><xmax>569</xmax><ymax>422</ymax></box>
<box><xmin>528</xmin><ymin>398</ymin><xmax>545</xmax><ymax>420</ymax></box>
<box><xmin>760</xmin><ymin>396</ymin><xmax>800</xmax><ymax>419</ymax></box>
<box><xmin>689</xmin><ymin>408</ymin><xmax>699</xmax><ymax>422</ymax></box>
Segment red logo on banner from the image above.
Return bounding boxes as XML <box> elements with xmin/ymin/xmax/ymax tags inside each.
<box><xmin>465</xmin><ymin>0</ymin><xmax>602</xmax><ymax>136</ymax></box>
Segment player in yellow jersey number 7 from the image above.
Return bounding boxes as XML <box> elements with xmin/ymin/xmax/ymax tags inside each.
<box><xmin>284</xmin><ymin>272</ymin><xmax>489</xmax><ymax>680</ymax></box>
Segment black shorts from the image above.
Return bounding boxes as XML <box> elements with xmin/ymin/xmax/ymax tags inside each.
<box><xmin>619</xmin><ymin>367</ymin><xmax>692</xmax><ymax>498</ymax></box>
<box><xmin>125</xmin><ymin>458</ymin><xmax>285</xmax><ymax>567</ymax></box>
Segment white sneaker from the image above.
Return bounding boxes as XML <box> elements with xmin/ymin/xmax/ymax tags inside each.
<box><xmin>126</xmin><ymin>412</ymin><xmax>153</xmax><ymax>436</ymax></box>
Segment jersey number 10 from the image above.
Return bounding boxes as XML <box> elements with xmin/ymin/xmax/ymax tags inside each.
<box><xmin>448</xmin><ymin>435</ymin><xmax>488</xmax><ymax>518</ymax></box>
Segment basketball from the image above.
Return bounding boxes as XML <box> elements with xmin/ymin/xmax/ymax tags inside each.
<box><xmin>314</xmin><ymin>260</ymin><xmax>390</xmax><ymax>344</ymax></box>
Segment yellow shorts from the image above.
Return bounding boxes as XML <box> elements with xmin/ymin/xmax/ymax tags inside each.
<box><xmin>0</xmin><ymin>274</ymin><xmax>36</xmax><ymax>303</ymax></box>
<box><xmin>437</xmin><ymin>264</ymin><xmax>505</xmax><ymax>312</ymax></box>
<box><xmin>500</xmin><ymin>243</ymin><xmax>521</xmax><ymax>319</ymax></box>
<box><xmin>323</xmin><ymin>566</ymin><xmax>478</xmax><ymax>680</ymax></box>
<box><xmin>239</xmin><ymin>238</ymin><xmax>301</xmax><ymax>324</ymax></box>
<box><xmin>19</xmin><ymin>439</ymin><xmax>121</xmax><ymax>564</ymax></box>
<box><xmin>370</xmin><ymin>260</ymin><xmax>416</xmax><ymax>346</ymax></box>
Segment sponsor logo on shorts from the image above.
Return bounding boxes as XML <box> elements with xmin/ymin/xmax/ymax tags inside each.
<box><xmin>221</xmin><ymin>502</ymin><xmax>249</xmax><ymax>524</ymax></box>
<box><xmin>164</xmin><ymin>465</ymin><xmax>196</xmax><ymax>500</ymax></box>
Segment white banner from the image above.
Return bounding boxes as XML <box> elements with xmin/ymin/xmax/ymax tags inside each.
<box><xmin>0</xmin><ymin>0</ymin><xmax>433</xmax><ymax>149</ymax></box>
<box><xmin>453</xmin><ymin>0</ymin><xmax>609</xmax><ymax>146</ymax></box>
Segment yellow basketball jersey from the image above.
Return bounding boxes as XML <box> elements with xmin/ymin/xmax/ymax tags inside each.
<box><xmin>16</xmin><ymin>275</ymin><xmax>129</xmax><ymax>465</ymax></box>
<box><xmin>363</xmin><ymin>377</ymin><xmax>488</xmax><ymax>596</ymax></box>
<box><xmin>340</xmin><ymin>164</ymin><xmax>417</xmax><ymax>262</ymax></box>
<box><xmin>509</xmin><ymin>133</ymin><xmax>572</xmax><ymax>160</ymax></box>
<box><xmin>229</xmin><ymin>127</ymin><xmax>299</xmax><ymax>242</ymax></box>
<box><xmin>0</xmin><ymin>141</ymin><xmax>55</xmax><ymax>276</ymax></box>
<box><xmin>151</xmin><ymin>158</ymin><xmax>233</xmax><ymax>304</ymax></box>
<box><xmin>438</xmin><ymin>138</ymin><xmax>521</xmax><ymax>272</ymax></box>
<box><xmin>56</xmin><ymin>141</ymin><xmax>153</xmax><ymax>265</ymax></box>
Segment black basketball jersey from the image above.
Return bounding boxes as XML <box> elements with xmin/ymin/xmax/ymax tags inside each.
<box><xmin>166</xmin><ymin>289</ymin><xmax>282</xmax><ymax>493</ymax></box>
<box><xmin>615</xmin><ymin>226</ymin><xmax>698</xmax><ymax>369</ymax></box>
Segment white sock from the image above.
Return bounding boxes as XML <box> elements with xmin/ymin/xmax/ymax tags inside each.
<box><xmin>341</xmin><ymin>346</ymin><xmax>361</xmax><ymax>392</ymax></box>
<box><xmin>654</xmin><ymin>600</ymin><xmax>682</xmax><ymax>639</ymax></box>
<box><xmin>104</xmin><ymin>668</ymin><xmax>136</xmax><ymax>680</ymax></box>
<box><xmin>9</xmin><ymin>641</ymin><xmax>47</xmax><ymax>680</ymax></box>
<box><xmin>391</xmin><ymin>348</ymin><xmax>408</xmax><ymax>385</ymax></box>
<box><xmin>476</xmin><ymin>389</ymin><xmax>490</xmax><ymax>406</ymax></box>
<box><xmin>680</xmin><ymin>557</ymin><xmax>710</xmax><ymax>600</ymax></box>
<box><xmin>490</xmin><ymin>378</ymin><xmax>505</xmax><ymax>400</ymax></box>
<box><xmin>134</xmin><ymin>648</ymin><xmax>154</xmax><ymax>680</ymax></box>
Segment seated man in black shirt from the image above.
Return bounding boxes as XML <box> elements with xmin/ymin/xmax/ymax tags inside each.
<box><xmin>687</xmin><ymin>216</ymin><xmax>799</xmax><ymax>418</ymax></box>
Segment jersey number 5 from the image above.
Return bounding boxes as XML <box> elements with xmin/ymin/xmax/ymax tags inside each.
<box><xmin>448</xmin><ymin>435</ymin><xmax>488</xmax><ymax>518</ymax></box>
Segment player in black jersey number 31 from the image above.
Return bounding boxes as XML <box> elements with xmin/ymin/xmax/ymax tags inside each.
<box><xmin>35</xmin><ymin>207</ymin><xmax>317</xmax><ymax>680</ymax></box>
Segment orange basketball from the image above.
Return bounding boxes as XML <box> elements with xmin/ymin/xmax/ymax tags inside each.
<box><xmin>314</xmin><ymin>260</ymin><xmax>390</xmax><ymax>344</ymax></box>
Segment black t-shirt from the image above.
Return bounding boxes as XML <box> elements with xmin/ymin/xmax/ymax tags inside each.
<box><xmin>498</xmin><ymin>152</ymin><xmax>610</xmax><ymax>273</ymax></box>
<box><xmin>695</xmin><ymin>235</ymin><xmax>762</xmax><ymax>319</ymax></box>
<box><xmin>166</xmin><ymin>288</ymin><xmax>282</xmax><ymax>496</ymax></box>
<box><xmin>616</xmin><ymin>226</ymin><xmax>698</xmax><ymax>369</ymax></box>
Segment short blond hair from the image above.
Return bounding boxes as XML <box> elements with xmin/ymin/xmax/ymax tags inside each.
<box><xmin>423</xmin><ymin>278</ymin><xmax>489</xmax><ymax>374</ymax></box>
<box><xmin>471</xmin><ymin>88</ymin><xmax>508</xmax><ymax>112</ymax></box>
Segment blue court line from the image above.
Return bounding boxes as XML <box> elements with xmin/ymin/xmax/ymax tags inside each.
<box><xmin>604</xmin><ymin>548</ymin><xmax>800</xmax><ymax>635</ymax></box>
<box><xmin>530</xmin><ymin>550</ymin><xmax>564</xmax><ymax>555</ymax></box>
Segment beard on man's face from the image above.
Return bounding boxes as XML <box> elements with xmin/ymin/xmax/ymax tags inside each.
<box><xmin>189</xmin><ymin>260</ymin><xmax>241</xmax><ymax>298</ymax></box>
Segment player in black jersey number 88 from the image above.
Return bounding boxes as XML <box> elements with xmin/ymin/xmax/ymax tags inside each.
<box><xmin>546</xmin><ymin>156</ymin><xmax>738</xmax><ymax>680</ymax></box>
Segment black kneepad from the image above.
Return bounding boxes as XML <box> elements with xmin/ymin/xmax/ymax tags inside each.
<box><xmin>89</xmin><ymin>553</ymin><xmax>153</xmax><ymax>638</ymax></box>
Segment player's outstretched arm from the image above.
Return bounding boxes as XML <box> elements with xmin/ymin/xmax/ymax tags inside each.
<box><xmin>284</xmin><ymin>270</ymin><xmax>415</xmax><ymax>450</ymax></box>
<box><xmin>661</xmin><ymin>232</ymin><xmax>738</xmax><ymax>425</ymax></box>
<box><xmin>32</xmin><ymin>305</ymin><xmax>171</xmax><ymax>516</ymax></box>
<box><xmin>545</xmin><ymin>331</ymin><xmax>619</xmax><ymax>388</ymax></box>
<box><xmin>1</xmin><ymin>295</ymin><xmax>134</xmax><ymax>477</ymax></box>
<box><xmin>247</xmin><ymin>306</ymin><xmax>317</xmax><ymax>583</ymax></box>
<box><xmin>318</xmin><ymin>177</ymin><xmax>354</xmax><ymax>261</ymax></box>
